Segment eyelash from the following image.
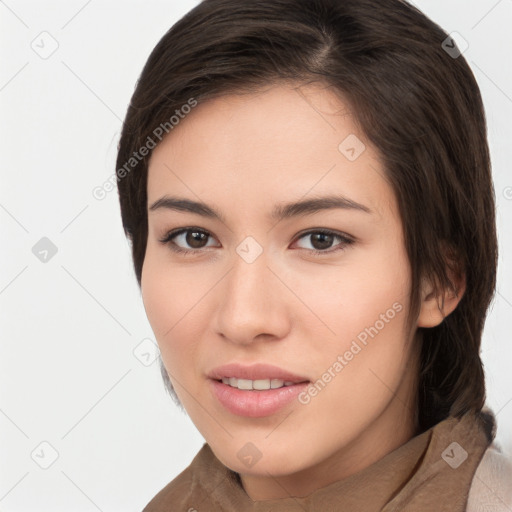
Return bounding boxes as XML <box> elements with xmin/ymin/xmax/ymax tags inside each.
<box><xmin>158</xmin><ymin>227</ymin><xmax>354</xmax><ymax>257</ymax></box>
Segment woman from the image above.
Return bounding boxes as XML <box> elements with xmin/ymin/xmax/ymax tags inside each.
<box><xmin>115</xmin><ymin>0</ymin><xmax>512</xmax><ymax>509</ymax></box>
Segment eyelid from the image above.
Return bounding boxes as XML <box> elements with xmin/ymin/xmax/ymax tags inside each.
<box><xmin>292</xmin><ymin>228</ymin><xmax>354</xmax><ymax>243</ymax></box>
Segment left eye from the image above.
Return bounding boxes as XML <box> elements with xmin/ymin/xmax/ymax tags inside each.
<box><xmin>293</xmin><ymin>230</ymin><xmax>353</xmax><ymax>253</ymax></box>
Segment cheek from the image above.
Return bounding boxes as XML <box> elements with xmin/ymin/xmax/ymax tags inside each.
<box><xmin>141</xmin><ymin>264</ymin><xmax>175</xmax><ymax>339</ymax></box>
<box><xmin>140</xmin><ymin>250</ymin><xmax>199</xmax><ymax>358</ymax></box>
<box><xmin>298</xmin><ymin>245</ymin><xmax>409</xmax><ymax>342</ymax></box>
<box><xmin>305</xmin><ymin>273</ymin><xmax>410</xmax><ymax>389</ymax></box>
<box><xmin>337</xmin><ymin>270</ymin><xmax>409</xmax><ymax>339</ymax></box>
<box><xmin>297</xmin><ymin>237</ymin><xmax>412</xmax><ymax>395</ymax></box>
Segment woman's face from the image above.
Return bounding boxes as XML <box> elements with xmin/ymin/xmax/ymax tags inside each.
<box><xmin>142</xmin><ymin>82</ymin><xmax>421</xmax><ymax>499</ymax></box>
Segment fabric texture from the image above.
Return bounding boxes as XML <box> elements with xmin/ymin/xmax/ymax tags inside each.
<box><xmin>467</xmin><ymin>442</ymin><xmax>512</xmax><ymax>512</ymax></box>
<box><xmin>142</xmin><ymin>410</ymin><xmax>509</xmax><ymax>511</ymax></box>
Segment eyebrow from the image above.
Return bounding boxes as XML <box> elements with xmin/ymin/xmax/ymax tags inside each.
<box><xmin>148</xmin><ymin>194</ymin><xmax>372</xmax><ymax>222</ymax></box>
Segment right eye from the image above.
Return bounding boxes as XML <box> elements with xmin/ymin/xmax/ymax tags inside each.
<box><xmin>158</xmin><ymin>227</ymin><xmax>220</xmax><ymax>255</ymax></box>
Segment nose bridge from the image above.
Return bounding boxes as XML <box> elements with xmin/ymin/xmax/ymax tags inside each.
<box><xmin>214</xmin><ymin>237</ymin><xmax>288</xmax><ymax>343</ymax></box>
<box><xmin>226</xmin><ymin>239</ymin><xmax>272</xmax><ymax>313</ymax></box>
<box><xmin>228</xmin><ymin>232</ymin><xmax>271</xmax><ymax>290</ymax></box>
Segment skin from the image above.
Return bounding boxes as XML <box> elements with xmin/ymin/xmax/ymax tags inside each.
<box><xmin>141</xmin><ymin>82</ymin><xmax>464</xmax><ymax>500</ymax></box>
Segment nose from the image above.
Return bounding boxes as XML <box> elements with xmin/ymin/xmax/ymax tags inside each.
<box><xmin>213</xmin><ymin>246</ymin><xmax>291</xmax><ymax>346</ymax></box>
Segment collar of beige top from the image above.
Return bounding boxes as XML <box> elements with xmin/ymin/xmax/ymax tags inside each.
<box><xmin>143</xmin><ymin>410</ymin><xmax>492</xmax><ymax>512</ymax></box>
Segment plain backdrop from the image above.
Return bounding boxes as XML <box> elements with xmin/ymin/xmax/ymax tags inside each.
<box><xmin>1</xmin><ymin>1</ymin><xmax>511</xmax><ymax>511</ymax></box>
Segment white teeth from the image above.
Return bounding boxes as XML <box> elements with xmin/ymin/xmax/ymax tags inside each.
<box><xmin>254</xmin><ymin>379</ymin><xmax>273</xmax><ymax>390</ymax></box>
<box><xmin>220</xmin><ymin>377</ymin><xmax>297</xmax><ymax>390</ymax></box>
<box><xmin>237</xmin><ymin>379</ymin><xmax>253</xmax><ymax>390</ymax></box>
<box><xmin>272</xmin><ymin>379</ymin><xmax>286</xmax><ymax>389</ymax></box>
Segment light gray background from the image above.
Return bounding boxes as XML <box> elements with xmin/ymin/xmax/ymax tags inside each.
<box><xmin>1</xmin><ymin>1</ymin><xmax>511</xmax><ymax>511</ymax></box>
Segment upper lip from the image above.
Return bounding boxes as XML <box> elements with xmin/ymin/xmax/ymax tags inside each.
<box><xmin>208</xmin><ymin>363</ymin><xmax>310</xmax><ymax>383</ymax></box>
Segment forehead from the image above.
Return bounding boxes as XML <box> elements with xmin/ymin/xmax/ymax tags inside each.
<box><xmin>146</xmin><ymin>83</ymin><xmax>394</xmax><ymax>223</ymax></box>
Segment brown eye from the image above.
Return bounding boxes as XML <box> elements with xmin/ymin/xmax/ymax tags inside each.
<box><xmin>159</xmin><ymin>228</ymin><xmax>219</xmax><ymax>254</ymax></box>
<box><xmin>309</xmin><ymin>232</ymin><xmax>335</xmax><ymax>250</ymax></box>
<box><xmin>294</xmin><ymin>229</ymin><xmax>354</xmax><ymax>255</ymax></box>
<box><xmin>184</xmin><ymin>230</ymin><xmax>209</xmax><ymax>249</ymax></box>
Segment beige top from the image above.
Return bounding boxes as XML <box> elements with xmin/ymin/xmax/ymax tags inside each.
<box><xmin>143</xmin><ymin>410</ymin><xmax>491</xmax><ymax>511</ymax></box>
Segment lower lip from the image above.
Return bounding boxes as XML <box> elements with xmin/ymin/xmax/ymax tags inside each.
<box><xmin>209</xmin><ymin>379</ymin><xmax>309</xmax><ymax>418</ymax></box>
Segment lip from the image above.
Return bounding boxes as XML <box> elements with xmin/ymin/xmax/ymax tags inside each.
<box><xmin>209</xmin><ymin>379</ymin><xmax>309</xmax><ymax>417</ymax></box>
<box><xmin>207</xmin><ymin>363</ymin><xmax>310</xmax><ymax>418</ymax></box>
<box><xmin>208</xmin><ymin>363</ymin><xmax>310</xmax><ymax>383</ymax></box>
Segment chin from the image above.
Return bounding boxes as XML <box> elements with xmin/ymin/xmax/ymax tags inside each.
<box><xmin>216</xmin><ymin>441</ymin><xmax>307</xmax><ymax>477</ymax></box>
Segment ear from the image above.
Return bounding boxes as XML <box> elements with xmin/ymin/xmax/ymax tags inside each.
<box><xmin>417</xmin><ymin>246</ymin><xmax>466</xmax><ymax>328</ymax></box>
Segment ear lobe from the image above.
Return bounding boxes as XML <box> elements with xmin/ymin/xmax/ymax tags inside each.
<box><xmin>417</xmin><ymin>248</ymin><xmax>466</xmax><ymax>328</ymax></box>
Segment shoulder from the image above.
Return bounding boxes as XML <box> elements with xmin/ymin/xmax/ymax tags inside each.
<box><xmin>466</xmin><ymin>442</ymin><xmax>512</xmax><ymax>512</ymax></box>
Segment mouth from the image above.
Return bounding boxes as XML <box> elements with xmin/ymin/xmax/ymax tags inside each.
<box><xmin>212</xmin><ymin>377</ymin><xmax>309</xmax><ymax>390</ymax></box>
<box><xmin>207</xmin><ymin>363</ymin><xmax>310</xmax><ymax>417</ymax></box>
<box><xmin>208</xmin><ymin>362</ymin><xmax>310</xmax><ymax>387</ymax></box>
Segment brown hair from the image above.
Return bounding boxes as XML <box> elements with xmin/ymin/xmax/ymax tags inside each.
<box><xmin>116</xmin><ymin>0</ymin><xmax>498</xmax><ymax>437</ymax></box>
